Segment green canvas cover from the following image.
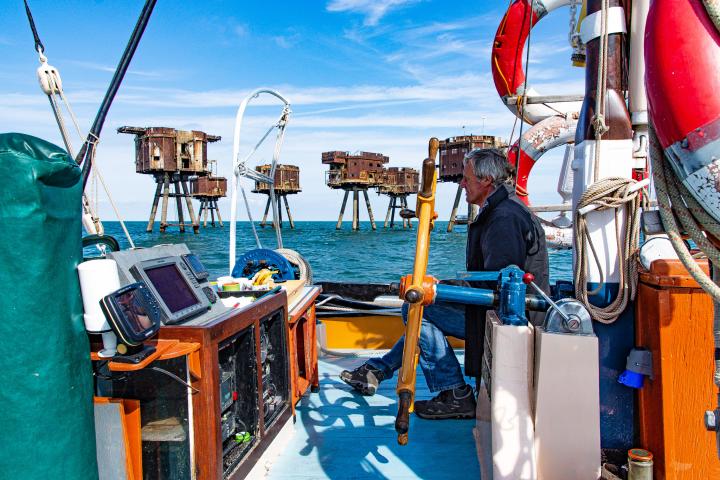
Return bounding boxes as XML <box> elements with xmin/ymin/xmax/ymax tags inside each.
<box><xmin>0</xmin><ymin>133</ymin><xmax>98</xmax><ymax>479</ymax></box>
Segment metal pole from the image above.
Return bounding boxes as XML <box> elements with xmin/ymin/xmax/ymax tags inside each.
<box><xmin>384</xmin><ymin>196</ymin><xmax>393</xmax><ymax>228</ymax></box>
<box><xmin>447</xmin><ymin>183</ymin><xmax>463</xmax><ymax>232</ymax></box>
<box><xmin>352</xmin><ymin>189</ymin><xmax>360</xmax><ymax>231</ymax></box>
<box><xmin>160</xmin><ymin>172</ymin><xmax>170</xmax><ymax>232</ymax></box>
<box><xmin>390</xmin><ymin>196</ymin><xmax>397</xmax><ymax>228</ymax></box>
<box><xmin>337</xmin><ymin>190</ymin><xmax>349</xmax><ymax>230</ymax></box>
<box><xmin>174</xmin><ymin>178</ymin><xmax>185</xmax><ymax>233</ymax></box>
<box><xmin>146</xmin><ymin>177</ymin><xmax>162</xmax><ymax>232</ymax></box>
<box><xmin>180</xmin><ymin>178</ymin><xmax>199</xmax><ymax>233</ymax></box>
<box><xmin>283</xmin><ymin>195</ymin><xmax>295</xmax><ymax>229</ymax></box>
<box><xmin>215</xmin><ymin>199</ymin><xmax>223</xmax><ymax>227</ymax></box>
<box><xmin>363</xmin><ymin>190</ymin><xmax>376</xmax><ymax>230</ymax></box>
<box><xmin>260</xmin><ymin>196</ymin><xmax>271</xmax><ymax>227</ymax></box>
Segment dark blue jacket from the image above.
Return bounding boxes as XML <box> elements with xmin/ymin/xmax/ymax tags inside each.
<box><xmin>464</xmin><ymin>184</ymin><xmax>549</xmax><ymax>377</ymax></box>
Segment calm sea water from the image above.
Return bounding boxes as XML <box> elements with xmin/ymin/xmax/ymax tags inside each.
<box><xmin>100</xmin><ymin>221</ymin><xmax>573</xmax><ymax>284</ymax></box>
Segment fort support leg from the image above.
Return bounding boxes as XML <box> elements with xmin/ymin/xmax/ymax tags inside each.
<box><xmin>146</xmin><ymin>178</ymin><xmax>162</xmax><ymax>232</ymax></box>
<box><xmin>352</xmin><ymin>190</ymin><xmax>360</xmax><ymax>231</ymax></box>
<box><xmin>174</xmin><ymin>179</ymin><xmax>185</xmax><ymax>233</ymax></box>
<box><xmin>401</xmin><ymin>196</ymin><xmax>411</xmax><ymax>229</ymax></box>
<box><xmin>201</xmin><ymin>199</ymin><xmax>208</xmax><ymax>227</ymax></box>
<box><xmin>214</xmin><ymin>199</ymin><xmax>223</xmax><ymax>227</ymax></box>
<box><xmin>181</xmin><ymin>180</ymin><xmax>199</xmax><ymax>233</ymax></box>
<box><xmin>260</xmin><ymin>196</ymin><xmax>271</xmax><ymax>228</ymax></box>
<box><xmin>283</xmin><ymin>195</ymin><xmax>295</xmax><ymax>229</ymax></box>
<box><xmin>363</xmin><ymin>190</ymin><xmax>376</xmax><ymax>230</ymax></box>
<box><xmin>384</xmin><ymin>197</ymin><xmax>394</xmax><ymax>228</ymax></box>
<box><xmin>447</xmin><ymin>184</ymin><xmax>463</xmax><ymax>232</ymax></box>
<box><xmin>210</xmin><ymin>204</ymin><xmax>216</xmax><ymax>226</ymax></box>
<box><xmin>336</xmin><ymin>190</ymin><xmax>349</xmax><ymax>230</ymax></box>
<box><xmin>160</xmin><ymin>173</ymin><xmax>170</xmax><ymax>233</ymax></box>
<box><xmin>390</xmin><ymin>196</ymin><xmax>397</xmax><ymax>228</ymax></box>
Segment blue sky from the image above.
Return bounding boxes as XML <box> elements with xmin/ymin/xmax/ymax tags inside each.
<box><xmin>0</xmin><ymin>0</ymin><xmax>584</xmax><ymax>221</ymax></box>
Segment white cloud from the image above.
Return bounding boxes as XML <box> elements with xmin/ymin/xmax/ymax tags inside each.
<box><xmin>327</xmin><ymin>0</ymin><xmax>419</xmax><ymax>26</ymax></box>
<box><xmin>234</xmin><ymin>24</ymin><xmax>249</xmax><ymax>37</ymax></box>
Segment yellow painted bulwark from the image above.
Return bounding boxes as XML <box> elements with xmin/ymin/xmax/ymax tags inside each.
<box><xmin>321</xmin><ymin>315</ymin><xmax>464</xmax><ymax>349</ymax></box>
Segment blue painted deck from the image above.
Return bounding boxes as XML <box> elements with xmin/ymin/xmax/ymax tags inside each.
<box><xmin>266</xmin><ymin>352</ymin><xmax>480</xmax><ymax>479</ymax></box>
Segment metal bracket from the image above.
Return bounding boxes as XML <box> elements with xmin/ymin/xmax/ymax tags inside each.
<box><xmin>543</xmin><ymin>298</ymin><xmax>594</xmax><ymax>335</ymax></box>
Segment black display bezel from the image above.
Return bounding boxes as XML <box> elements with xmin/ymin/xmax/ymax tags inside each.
<box><xmin>100</xmin><ymin>281</ymin><xmax>161</xmax><ymax>346</ymax></box>
<box><xmin>130</xmin><ymin>256</ymin><xmax>209</xmax><ymax>324</ymax></box>
<box><xmin>181</xmin><ymin>253</ymin><xmax>209</xmax><ymax>282</ymax></box>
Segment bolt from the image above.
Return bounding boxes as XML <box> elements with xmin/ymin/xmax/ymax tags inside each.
<box><xmin>405</xmin><ymin>289</ymin><xmax>422</xmax><ymax>304</ymax></box>
<box><xmin>705</xmin><ymin>410</ymin><xmax>718</xmax><ymax>431</ymax></box>
<box><xmin>564</xmin><ymin>315</ymin><xmax>581</xmax><ymax>331</ymax></box>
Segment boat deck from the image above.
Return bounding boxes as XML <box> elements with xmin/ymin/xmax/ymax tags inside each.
<box><xmin>264</xmin><ymin>351</ymin><xmax>479</xmax><ymax>479</ymax></box>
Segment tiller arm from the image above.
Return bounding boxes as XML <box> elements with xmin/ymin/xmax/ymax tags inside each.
<box><xmin>395</xmin><ymin>138</ymin><xmax>439</xmax><ymax>445</ymax></box>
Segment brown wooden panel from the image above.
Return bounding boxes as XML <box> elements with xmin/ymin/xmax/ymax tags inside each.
<box><xmin>636</xmin><ymin>277</ymin><xmax>719</xmax><ymax>479</ymax></box>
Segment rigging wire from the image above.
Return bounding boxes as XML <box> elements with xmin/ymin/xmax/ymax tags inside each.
<box><xmin>23</xmin><ymin>0</ymin><xmax>137</xmax><ymax>248</ymax></box>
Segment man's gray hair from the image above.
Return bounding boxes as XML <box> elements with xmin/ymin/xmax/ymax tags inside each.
<box><xmin>462</xmin><ymin>148</ymin><xmax>513</xmax><ymax>186</ymax></box>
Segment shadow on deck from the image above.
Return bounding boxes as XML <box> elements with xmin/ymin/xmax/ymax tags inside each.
<box><xmin>266</xmin><ymin>353</ymin><xmax>479</xmax><ymax>479</ymax></box>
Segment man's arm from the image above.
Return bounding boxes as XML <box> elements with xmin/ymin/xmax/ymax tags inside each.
<box><xmin>480</xmin><ymin>212</ymin><xmax>528</xmax><ymax>271</ymax></box>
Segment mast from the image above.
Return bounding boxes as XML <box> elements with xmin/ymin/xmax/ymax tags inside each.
<box><xmin>572</xmin><ymin>0</ymin><xmax>635</xmax><ymax>450</ymax></box>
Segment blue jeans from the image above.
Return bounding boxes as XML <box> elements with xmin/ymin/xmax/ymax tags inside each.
<box><xmin>366</xmin><ymin>301</ymin><xmax>466</xmax><ymax>393</ymax></box>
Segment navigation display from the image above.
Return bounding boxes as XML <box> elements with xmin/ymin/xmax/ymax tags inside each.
<box><xmin>116</xmin><ymin>288</ymin><xmax>154</xmax><ymax>334</ymax></box>
<box><xmin>145</xmin><ymin>264</ymin><xmax>199</xmax><ymax>313</ymax></box>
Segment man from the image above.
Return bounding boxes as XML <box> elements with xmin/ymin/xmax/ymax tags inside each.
<box><xmin>340</xmin><ymin>148</ymin><xmax>549</xmax><ymax>419</ymax></box>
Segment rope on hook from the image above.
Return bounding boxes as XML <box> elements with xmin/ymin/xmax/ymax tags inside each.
<box><xmin>573</xmin><ymin>176</ymin><xmax>647</xmax><ymax>323</ymax></box>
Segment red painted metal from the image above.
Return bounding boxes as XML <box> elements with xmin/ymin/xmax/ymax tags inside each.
<box><xmin>646</xmin><ymin>0</ymin><xmax>720</xmax><ymax>148</ymax></box>
<box><xmin>507</xmin><ymin>115</ymin><xmax>577</xmax><ymax>206</ymax></box>
<box><xmin>492</xmin><ymin>0</ymin><xmax>543</xmax><ymax>98</ymax></box>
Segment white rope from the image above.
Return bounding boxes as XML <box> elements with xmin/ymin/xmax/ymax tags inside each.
<box><xmin>276</xmin><ymin>248</ymin><xmax>313</xmax><ymax>285</ymax></box>
<box><xmin>36</xmin><ymin>50</ymin><xmax>135</xmax><ymax>248</ymax></box>
<box><xmin>573</xmin><ymin>177</ymin><xmax>647</xmax><ymax>323</ymax></box>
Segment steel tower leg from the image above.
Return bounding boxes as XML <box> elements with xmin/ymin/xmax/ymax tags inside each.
<box><xmin>384</xmin><ymin>196</ymin><xmax>393</xmax><ymax>228</ymax></box>
<box><xmin>337</xmin><ymin>190</ymin><xmax>349</xmax><ymax>230</ymax></box>
<box><xmin>180</xmin><ymin>179</ymin><xmax>199</xmax><ymax>233</ymax></box>
<box><xmin>215</xmin><ymin>199</ymin><xmax>223</xmax><ymax>227</ymax></box>
<box><xmin>283</xmin><ymin>195</ymin><xmax>295</xmax><ymax>229</ymax></box>
<box><xmin>260</xmin><ymin>196</ymin><xmax>271</xmax><ymax>228</ymax></box>
<box><xmin>447</xmin><ymin>183</ymin><xmax>463</xmax><ymax>232</ymax></box>
<box><xmin>146</xmin><ymin>178</ymin><xmax>162</xmax><ymax>232</ymax></box>
<box><xmin>363</xmin><ymin>190</ymin><xmax>376</xmax><ymax>230</ymax></box>
<box><xmin>352</xmin><ymin>190</ymin><xmax>360</xmax><ymax>231</ymax></box>
<box><xmin>174</xmin><ymin>179</ymin><xmax>185</xmax><ymax>233</ymax></box>
<box><xmin>160</xmin><ymin>172</ymin><xmax>170</xmax><ymax>233</ymax></box>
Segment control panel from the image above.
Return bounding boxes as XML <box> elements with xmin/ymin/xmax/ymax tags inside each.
<box><xmin>108</xmin><ymin>244</ymin><xmax>228</xmax><ymax>326</ymax></box>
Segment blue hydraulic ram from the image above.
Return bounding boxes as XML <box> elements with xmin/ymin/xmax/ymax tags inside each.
<box><xmin>400</xmin><ymin>265</ymin><xmax>550</xmax><ymax>326</ymax></box>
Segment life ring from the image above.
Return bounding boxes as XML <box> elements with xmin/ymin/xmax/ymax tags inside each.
<box><xmin>507</xmin><ymin>114</ymin><xmax>578</xmax><ymax>206</ymax></box>
<box><xmin>492</xmin><ymin>0</ymin><xmax>579</xmax><ymax>124</ymax></box>
<box><xmin>646</xmin><ymin>0</ymin><xmax>720</xmax><ymax>223</ymax></box>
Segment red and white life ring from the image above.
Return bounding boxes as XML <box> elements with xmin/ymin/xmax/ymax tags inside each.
<box><xmin>507</xmin><ymin>114</ymin><xmax>578</xmax><ymax>206</ymax></box>
<box><xmin>492</xmin><ymin>0</ymin><xmax>580</xmax><ymax>124</ymax></box>
<box><xmin>646</xmin><ymin>0</ymin><xmax>720</xmax><ymax>223</ymax></box>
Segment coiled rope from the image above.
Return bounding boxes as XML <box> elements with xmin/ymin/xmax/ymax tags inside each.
<box><xmin>275</xmin><ymin>248</ymin><xmax>313</xmax><ymax>286</ymax></box>
<box><xmin>573</xmin><ymin>177</ymin><xmax>647</xmax><ymax>323</ymax></box>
